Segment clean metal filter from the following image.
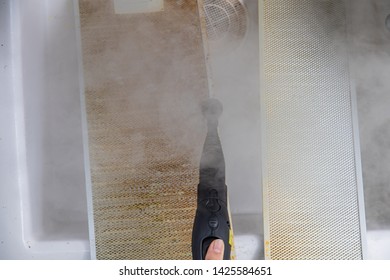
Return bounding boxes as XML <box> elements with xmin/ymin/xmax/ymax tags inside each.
<box><xmin>261</xmin><ymin>0</ymin><xmax>366</xmax><ymax>259</ymax></box>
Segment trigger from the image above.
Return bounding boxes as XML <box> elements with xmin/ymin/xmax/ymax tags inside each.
<box><xmin>202</xmin><ymin>237</ymin><xmax>218</xmax><ymax>259</ymax></box>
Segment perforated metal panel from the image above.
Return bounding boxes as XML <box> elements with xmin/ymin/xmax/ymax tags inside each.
<box><xmin>78</xmin><ymin>0</ymin><xmax>209</xmax><ymax>259</ymax></box>
<box><xmin>261</xmin><ymin>0</ymin><xmax>366</xmax><ymax>259</ymax></box>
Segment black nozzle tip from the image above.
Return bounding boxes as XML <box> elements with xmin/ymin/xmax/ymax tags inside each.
<box><xmin>201</xmin><ymin>98</ymin><xmax>223</xmax><ymax>123</ymax></box>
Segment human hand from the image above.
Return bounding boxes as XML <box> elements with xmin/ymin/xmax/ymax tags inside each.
<box><xmin>205</xmin><ymin>239</ymin><xmax>224</xmax><ymax>260</ymax></box>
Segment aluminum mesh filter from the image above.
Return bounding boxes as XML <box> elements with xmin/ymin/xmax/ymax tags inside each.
<box><xmin>78</xmin><ymin>0</ymin><xmax>210</xmax><ymax>259</ymax></box>
<box><xmin>261</xmin><ymin>0</ymin><xmax>365</xmax><ymax>259</ymax></box>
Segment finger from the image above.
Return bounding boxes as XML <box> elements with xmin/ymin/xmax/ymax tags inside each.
<box><xmin>205</xmin><ymin>239</ymin><xmax>224</xmax><ymax>260</ymax></box>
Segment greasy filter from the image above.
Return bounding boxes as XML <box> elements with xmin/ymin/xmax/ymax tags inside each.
<box><xmin>78</xmin><ymin>0</ymin><xmax>211</xmax><ymax>259</ymax></box>
<box><xmin>261</xmin><ymin>0</ymin><xmax>366</xmax><ymax>259</ymax></box>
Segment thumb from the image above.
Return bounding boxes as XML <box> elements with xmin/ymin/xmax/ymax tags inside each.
<box><xmin>205</xmin><ymin>239</ymin><xmax>225</xmax><ymax>260</ymax></box>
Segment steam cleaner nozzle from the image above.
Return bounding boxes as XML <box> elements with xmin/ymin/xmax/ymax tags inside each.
<box><xmin>192</xmin><ymin>98</ymin><xmax>231</xmax><ymax>260</ymax></box>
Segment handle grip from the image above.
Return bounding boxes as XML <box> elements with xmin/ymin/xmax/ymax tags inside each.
<box><xmin>192</xmin><ymin>187</ymin><xmax>231</xmax><ymax>260</ymax></box>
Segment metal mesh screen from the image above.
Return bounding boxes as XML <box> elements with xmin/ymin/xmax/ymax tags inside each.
<box><xmin>261</xmin><ymin>0</ymin><xmax>365</xmax><ymax>259</ymax></box>
<box><xmin>78</xmin><ymin>0</ymin><xmax>210</xmax><ymax>259</ymax></box>
<box><xmin>202</xmin><ymin>0</ymin><xmax>247</xmax><ymax>52</ymax></box>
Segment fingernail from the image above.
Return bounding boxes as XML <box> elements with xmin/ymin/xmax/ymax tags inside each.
<box><xmin>213</xmin><ymin>239</ymin><xmax>223</xmax><ymax>254</ymax></box>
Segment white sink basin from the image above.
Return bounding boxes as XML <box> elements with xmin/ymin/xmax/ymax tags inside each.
<box><xmin>0</xmin><ymin>0</ymin><xmax>89</xmax><ymax>259</ymax></box>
